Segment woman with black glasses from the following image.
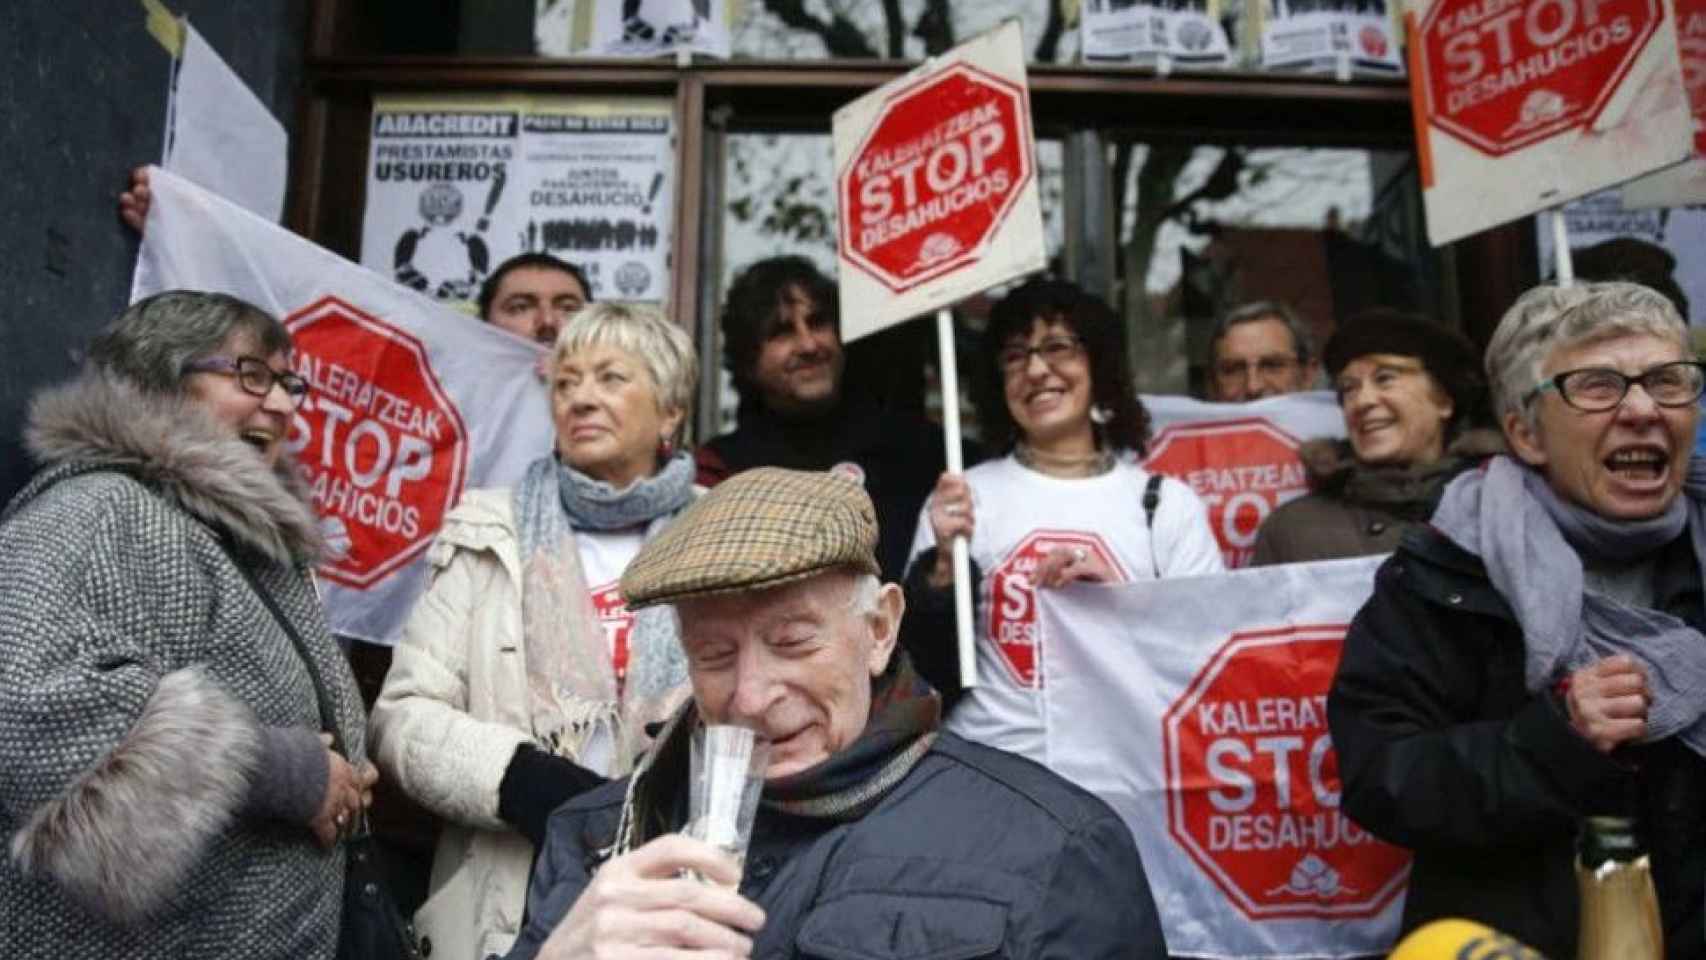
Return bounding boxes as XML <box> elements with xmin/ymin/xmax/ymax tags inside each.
<box><xmin>0</xmin><ymin>291</ymin><xmax>373</xmax><ymax>959</ymax></box>
<box><xmin>1329</xmin><ymin>281</ymin><xmax>1706</xmax><ymax>959</ymax></box>
<box><xmin>901</xmin><ymin>277</ymin><xmax>1222</xmax><ymax>764</ymax></box>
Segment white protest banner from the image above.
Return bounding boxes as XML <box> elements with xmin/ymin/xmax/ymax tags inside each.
<box><xmin>1041</xmin><ymin>557</ymin><xmax>1408</xmax><ymax>958</ymax></box>
<box><xmin>1079</xmin><ymin>0</ymin><xmax>1235</xmax><ymax>68</ymax></box>
<box><xmin>163</xmin><ymin>21</ymin><xmax>289</xmax><ymax>222</ymax></box>
<box><xmin>1142</xmin><ymin>391</ymin><xmax>1346</xmax><ymax>568</ymax></box>
<box><xmin>518</xmin><ymin>104</ymin><xmax>675</xmax><ymax>301</ymax></box>
<box><xmin>133</xmin><ymin>167</ymin><xmax>553</xmax><ymax>646</ymax></box>
<box><xmin>1623</xmin><ymin>0</ymin><xmax>1706</xmax><ymax>207</ymax></box>
<box><xmin>361</xmin><ymin>94</ymin><xmax>677</xmax><ymax>307</ymax></box>
<box><xmin>832</xmin><ymin>19</ymin><xmax>1047</xmax><ymax>340</ymax></box>
<box><xmin>1258</xmin><ymin>0</ymin><xmax>1405</xmax><ymax>76</ymax></box>
<box><xmin>1408</xmin><ymin>0</ymin><xmax>1693</xmax><ymax>245</ymax></box>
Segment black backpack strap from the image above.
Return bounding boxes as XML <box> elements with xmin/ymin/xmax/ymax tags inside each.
<box><xmin>1143</xmin><ymin>473</ymin><xmax>1164</xmax><ymax>578</ymax></box>
<box><xmin>222</xmin><ymin>539</ymin><xmax>346</xmax><ymax>755</ymax></box>
<box><xmin>1142</xmin><ymin>473</ymin><xmax>1163</xmax><ymax>529</ymax></box>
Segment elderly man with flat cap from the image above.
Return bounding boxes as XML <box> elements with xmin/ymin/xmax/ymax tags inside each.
<box><xmin>504</xmin><ymin>467</ymin><xmax>1164</xmax><ymax>959</ymax></box>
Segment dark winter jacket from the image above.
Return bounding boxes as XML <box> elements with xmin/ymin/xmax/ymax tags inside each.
<box><xmin>506</xmin><ymin>731</ymin><xmax>1165</xmax><ymax>959</ymax></box>
<box><xmin>695</xmin><ymin>395</ymin><xmax>973</xmax><ymax>582</ymax></box>
<box><xmin>1329</xmin><ymin>526</ymin><xmax>1706</xmax><ymax>960</ymax></box>
<box><xmin>1250</xmin><ymin>430</ymin><xmax>1503</xmax><ymax>566</ymax></box>
<box><xmin>0</xmin><ymin>374</ymin><xmax>366</xmax><ymax>959</ymax></box>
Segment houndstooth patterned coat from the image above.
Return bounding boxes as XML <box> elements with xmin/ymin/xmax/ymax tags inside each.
<box><xmin>0</xmin><ymin>373</ymin><xmax>366</xmax><ymax>959</ymax></box>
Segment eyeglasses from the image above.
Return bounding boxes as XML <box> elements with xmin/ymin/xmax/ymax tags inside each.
<box><xmin>998</xmin><ymin>335</ymin><xmax>1085</xmax><ymax>375</ymax></box>
<box><xmin>1523</xmin><ymin>361</ymin><xmax>1706</xmax><ymax>412</ymax></box>
<box><xmin>1214</xmin><ymin>355</ymin><xmax>1301</xmax><ymax>382</ymax></box>
<box><xmin>182</xmin><ymin>355</ymin><xmax>309</xmax><ymax>408</ymax></box>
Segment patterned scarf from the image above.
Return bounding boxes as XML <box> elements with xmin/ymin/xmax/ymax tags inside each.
<box><xmin>1431</xmin><ymin>454</ymin><xmax>1706</xmax><ymax>757</ymax></box>
<box><xmin>511</xmin><ymin>452</ymin><xmax>696</xmax><ymax>774</ymax></box>
<box><xmin>613</xmin><ymin>653</ymin><xmax>942</xmax><ymax>855</ymax></box>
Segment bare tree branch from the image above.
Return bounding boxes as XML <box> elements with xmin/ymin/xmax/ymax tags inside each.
<box><xmin>759</xmin><ymin>0</ymin><xmax>880</xmax><ymax>57</ymax></box>
<box><xmin>880</xmin><ymin>0</ymin><xmax>905</xmax><ymax>57</ymax></box>
<box><xmin>1160</xmin><ymin>149</ymin><xmax>1246</xmax><ymax>223</ymax></box>
<box><xmin>1035</xmin><ymin>0</ymin><xmax>1067</xmax><ymax>63</ymax></box>
<box><xmin>1110</xmin><ymin>141</ymin><xmax>1135</xmax><ymax>247</ymax></box>
<box><xmin>912</xmin><ymin>0</ymin><xmax>955</xmax><ymax>54</ymax></box>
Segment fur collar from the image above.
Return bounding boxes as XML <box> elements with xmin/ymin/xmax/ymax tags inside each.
<box><xmin>1298</xmin><ymin>427</ymin><xmax>1506</xmax><ymax>493</ymax></box>
<box><xmin>17</xmin><ymin>372</ymin><xmax>322</xmax><ymax>564</ymax></box>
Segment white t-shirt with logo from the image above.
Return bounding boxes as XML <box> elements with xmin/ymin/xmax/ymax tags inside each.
<box><xmin>572</xmin><ymin>527</ymin><xmax>644</xmax><ymax>776</ymax></box>
<box><xmin>906</xmin><ymin>454</ymin><xmax>1224</xmax><ymax>765</ymax></box>
<box><xmin>575</xmin><ymin>528</ymin><xmax>646</xmax><ymax>672</ymax></box>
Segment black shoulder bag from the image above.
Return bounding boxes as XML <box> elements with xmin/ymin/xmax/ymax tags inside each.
<box><xmin>228</xmin><ymin>555</ymin><xmax>423</xmax><ymax>960</ymax></box>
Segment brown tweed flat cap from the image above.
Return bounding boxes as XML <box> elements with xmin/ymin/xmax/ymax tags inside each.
<box><xmin>620</xmin><ymin>466</ymin><xmax>880</xmax><ymax>608</ymax></box>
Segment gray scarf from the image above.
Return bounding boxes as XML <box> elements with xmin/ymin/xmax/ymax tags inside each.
<box><xmin>1430</xmin><ymin>454</ymin><xmax>1706</xmax><ymax>756</ymax></box>
<box><xmin>509</xmin><ymin>452</ymin><xmax>696</xmax><ymax>770</ymax></box>
<box><xmin>515</xmin><ymin>451</ymin><xmax>697</xmax><ymax>551</ymax></box>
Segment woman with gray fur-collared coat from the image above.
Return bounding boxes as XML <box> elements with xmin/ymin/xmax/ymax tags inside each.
<box><xmin>0</xmin><ymin>291</ymin><xmax>374</xmax><ymax>959</ymax></box>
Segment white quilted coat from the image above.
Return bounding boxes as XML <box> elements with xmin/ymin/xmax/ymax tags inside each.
<box><xmin>370</xmin><ymin>489</ymin><xmax>541</xmax><ymax>960</ymax></box>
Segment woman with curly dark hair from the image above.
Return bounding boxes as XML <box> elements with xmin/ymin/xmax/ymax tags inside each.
<box><xmin>902</xmin><ymin>277</ymin><xmax>1222</xmax><ymax>761</ymax></box>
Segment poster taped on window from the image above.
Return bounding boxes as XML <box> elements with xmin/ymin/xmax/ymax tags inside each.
<box><xmin>360</xmin><ymin>93</ymin><xmax>676</xmax><ymax>307</ymax></box>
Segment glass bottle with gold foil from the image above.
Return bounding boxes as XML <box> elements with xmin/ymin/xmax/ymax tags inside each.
<box><xmin>1576</xmin><ymin>816</ymin><xmax>1662</xmax><ymax>960</ymax></box>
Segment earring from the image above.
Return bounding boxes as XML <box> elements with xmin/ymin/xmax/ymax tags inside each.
<box><xmin>1089</xmin><ymin>404</ymin><xmax>1113</xmax><ymax>425</ymax></box>
<box><xmin>658</xmin><ymin>436</ymin><xmax>675</xmax><ymax>458</ymax></box>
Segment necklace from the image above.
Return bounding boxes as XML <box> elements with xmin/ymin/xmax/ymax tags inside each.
<box><xmin>1014</xmin><ymin>442</ymin><xmax>1116</xmax><ymax>478</ymax></box>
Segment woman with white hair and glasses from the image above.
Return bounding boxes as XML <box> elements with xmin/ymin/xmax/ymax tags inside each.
<box><xmin>0</xmin><ymin>291</ymin><xmax>374</xmax><ymax>958</ymax></box>
<box><xmin>370</xmin><ymin>302</ymin><xmax>698</xmax><ymax>960</ymax></box>
<box><xmin>1328</xmin><ymin>282</ymin><xmax>1706</xmax><ymax>959</ymax></box>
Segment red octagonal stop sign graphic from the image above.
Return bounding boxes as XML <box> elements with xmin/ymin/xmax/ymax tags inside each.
<box><xmin>987</xmin><ymin>530</ymin><xmax>1127</xmax><ymax>687</ymax></box>
<box><xmin>839</xmin><ymin>63</ymin><xmax>1034</xmax><ymax>292</ymax></box>
<box><xmin>1144</xmin><ymin>418</ymin><xmax>1307</xmax><ymax>568</ymax></box>
<box><xmin>1417</xmin><ymin>0</ymin><xmax>1663</xmax><ymax>155</ymax></box>
<box><xmin>1164</xmin><ymin>625</ymin><xmax>1410</xmax><ymax>919</ymax></box>
<box><xmin>285</xmin><ymin>296</ymin><xmax>468</xmax><ymax>589</ymax></box>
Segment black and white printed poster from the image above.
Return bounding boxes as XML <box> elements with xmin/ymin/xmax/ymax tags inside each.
<box><xmin>362</xmin><ymin>100</ymin><xmax>524</xmax><ymax>303</ymax></box>
<box><xmin>361</xmin><ymin>95</ymin><xmax>675</xmax><ymax>305</ymax></box>
<box><xmin>1079</xmin><ymin>0</ymin><xmax>1234</xmax><ymax>66</ymax></box>
<box><xmin>520</xmin><ymin>109</ymin><xmax>673</xmax><ymax>301</ymax></box>
<box><xmin>535</xmin><ymin>0</ymin><xmax>733</xmax><ymax>59</ymax></box>
<box><xmin>1258</xmin><ymin>0</ymin><xmax>1404</xmax><ymax>76</ymax></box>
<box><xmin>1538</xmin><ymin>189</ymin><xmax>1706</xmax><ymax>327</ymax></box>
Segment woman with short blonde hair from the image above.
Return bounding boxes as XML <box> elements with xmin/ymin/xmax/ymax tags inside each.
<box><xmin>372</xmin><ymin>301</ymin><xmax>699</xmax><ymax>960</ymax></box>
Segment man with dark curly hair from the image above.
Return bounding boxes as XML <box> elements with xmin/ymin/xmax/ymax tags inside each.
<box><xmin>695</xmin><ymin>255</ymin><xmax>962</xmax><ymax>580</ymax></box>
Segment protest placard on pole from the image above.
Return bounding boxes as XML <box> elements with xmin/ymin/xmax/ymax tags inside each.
<box><xmin>833</xmin><ymin>19</ymin><xmax>1048</xmax><ymax>689</ymax></box>
<box><xmin>1407</xmin><ymin>0</ymin><xmax>1693</xmax><ymax>245</ymax></box>
<box><xmin>1623</xmin><ymin>0</ymin><xmax>1706</xmax><ymax>208</ymax></box>
<box><xmin>1537</xmin><ymin>187</ymin><xmax>1706</xmax><ymax>315</ymax></box>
